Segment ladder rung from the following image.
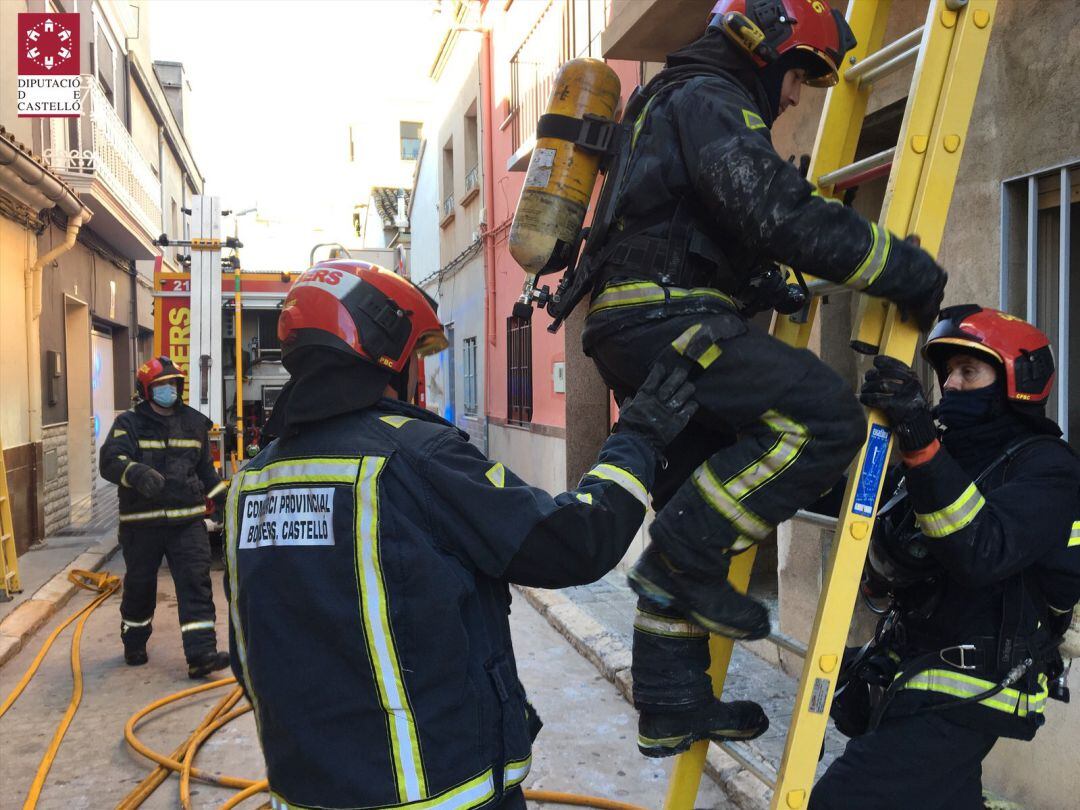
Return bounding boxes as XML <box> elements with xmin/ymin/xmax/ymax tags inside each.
<box><xmin>767</xmin><ymin>630</ymin><xmax>808</xmax><ymax>658</ymax></box>
<box><xmin>817</xmin><ymin>147</ymin><xmax>894</xmax><ymax>189</ymax></box>
<box><xmin>716</xmin><ymin>740</ymin><xmax>778</xmax><ymax>788</ymax></box>
<box><xmin>845</xmin><ymin>26</ymin><xmax>924</xmax><ymax>86</ymax></box>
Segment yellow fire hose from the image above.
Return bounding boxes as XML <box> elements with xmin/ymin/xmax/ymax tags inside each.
<box><xmin>122</xmin><ymin>677</ymin><xmax>652</xmax><ymax>810</ymax></box>
<box><xmin>0</xmin><ymin>569</ymin><xmax>121</xmax><ymax>810</ymax></box>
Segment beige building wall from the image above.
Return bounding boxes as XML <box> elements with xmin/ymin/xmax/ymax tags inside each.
<box><xmin>0</xmin><ymin>220</ymin><xmax>35</xmax><ymax>450</ymax></box>
<box><xmin>435</xmin><ymin>59</ymin><xmax>484</xmax><ymax>259</ymax></box>
<box><xmin>128</xmin><ymin>76</ymin><xmax>161</xmax><ymax>177</ymax></box>
<box><xmin>0</xmin><ymin>0</ymin><xmax>34</xmax><ymax>149</ymax></box>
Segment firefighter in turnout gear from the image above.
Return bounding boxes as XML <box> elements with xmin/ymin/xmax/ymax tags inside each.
<box><xmin>809</xmin><ymin>306</ymin><xmax>1080</xmax><ymax>810</ymax></box>
<box><xmin>223</xmin><ymin>261</ymin><xmax>715</xmax><ymax>810</ymax></box>
<box><xmin>99</xmin><ymin>357</ymin><xmax>230</xmax><ymax>678</ymax></box>
<box><xmin>577</xmin><ymin>0</ymin><xmax>949</xmax><ymax>754</ymax></box>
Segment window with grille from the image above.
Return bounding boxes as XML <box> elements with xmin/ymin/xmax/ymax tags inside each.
<box><xmin>507</xmin><ymin>316</ymin><xmax>533</xmax><ymax>425</ymax></box>
<box><xmin>1000</xmin><ymin>162</ymin><xmax>1078</xmax><ymax>445</ymax></box>
<box><xmin>463</xmin><ymin>337</ymin><xmax>478</xmax><ymax>416</ymax></box>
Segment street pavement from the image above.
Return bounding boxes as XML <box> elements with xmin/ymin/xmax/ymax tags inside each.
<box><xmin>0</xmin><ymin>554</ymin><xmax>729</xmax><ymax>809</ymax></box>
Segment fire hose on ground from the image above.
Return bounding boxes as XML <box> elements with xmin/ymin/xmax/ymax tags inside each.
<box><xmin>1</xmin><ymin>574</ymin><xmax>653</xmax><ymax>810</ymax></box>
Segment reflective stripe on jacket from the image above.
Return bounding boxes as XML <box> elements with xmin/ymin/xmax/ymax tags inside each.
<box><xmin>225</xmin><ymin>399</ymin><xmax>654</xmax><ymax>809</ymax></box>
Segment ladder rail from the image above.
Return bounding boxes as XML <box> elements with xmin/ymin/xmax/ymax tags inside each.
<box><xmin>0</xmin><ymin>431</ymin><xmax>23</xmax><ymax>599</ymax></box>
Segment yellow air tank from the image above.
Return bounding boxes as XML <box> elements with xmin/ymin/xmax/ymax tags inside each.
<box><xmin>509</xmin><ymin>58</ymin><xmax>621</xmax><ymax>277</ymax></box>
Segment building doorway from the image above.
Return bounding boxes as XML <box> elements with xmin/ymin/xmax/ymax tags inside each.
<box><xmin>64</xmin><ymin>296</ymin><xmax>92</xmax><ymax>505</ymax></box>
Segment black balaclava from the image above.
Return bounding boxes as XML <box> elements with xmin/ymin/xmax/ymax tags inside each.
<box><xmin>934</xmin><ymin>380</ymin><xmax>1005</xmax><ymax>431</ymax></box>
<box><xmin>265</xmin><ymin>347</ymin><xmax>391</xmax><ymax>438</ymax></box>
<box><xmin>757</xmin><ymin>49</ymin><xmax>829</xmax><ymax>119</ymax></box>
<box><xmin>655</xmin><ymin>28</ymin><xmax>775</xmax><ymax>126</ymax></box>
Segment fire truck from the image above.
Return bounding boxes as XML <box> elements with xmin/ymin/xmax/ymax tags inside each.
<box><xmin>152</xmin><ymin>195</ymin><xmax>404</xmax><ymax>473</ymax></box>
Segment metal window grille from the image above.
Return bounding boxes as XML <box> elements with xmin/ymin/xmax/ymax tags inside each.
<box><xmin>1000</xmin><ymin>161</ymin><xmax>1078</xmax><ymax>444</ymax></box>
<box><xmin>508</xmin><ymin>0</ymin><xmax>575</xmax><ymax>155</ymax></box>
<box><xmin>507</xmin><ymin>316</ymin><xmax>533</xmax><ymax>425</ymax></box>
<box><xmin>463</xmin><ymin>337</ymin><xmax>478</xmax><ymax>415</ymax></box>
<box><xmin>442</xmin><ymin>193</ymin><xmax>455</xmax><ymax>220</ymax></box>
<box><xmin>465</xmin><ymin>166</ymin><xmax>479</xmax><ymax>196</ymax></box>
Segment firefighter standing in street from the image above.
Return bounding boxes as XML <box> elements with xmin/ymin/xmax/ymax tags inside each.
<box><xmin>100</xmin><ymin>358</ymin><xmax>230</xmax><ymax>678</ymax></box>
<box><xmin>575</xmin><ymin>0</ymin><xmax>949</xmax><ymax>755</ymax></box>
<box><xmin>224</xmin><ymin>261</ymin><xmax>712</xmax><ymax>810</ymax></box>
<box><xmin>810</xmin><ymin>306</ymin><xmax>1080</xmax><ymax>809</ymax></box>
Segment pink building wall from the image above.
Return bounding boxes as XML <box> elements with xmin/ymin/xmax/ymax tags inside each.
<box><xmin>481</xmin><ymin>0</ymin><xmax>642</xmax><ymax>430</ymax></box>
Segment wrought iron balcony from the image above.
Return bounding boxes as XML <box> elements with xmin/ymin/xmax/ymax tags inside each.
<box><xmin>442</xmin><ymin>193</ymin><xmax>455</xmax><ymax>222</ymax></box>
<box><xmin>465</xmin><ymin>165</ymin><xmax>479</xmax><ymax>195</ymax></box>
<box><xmin>42</xmin><ymin>76</ymin><xmax>162</xmax><ymax>256</ymax></box>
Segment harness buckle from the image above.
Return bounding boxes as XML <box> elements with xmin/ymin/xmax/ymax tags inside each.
<box><xmin>940</xmin><ymin>644</ymin><xmax>979</xmax><ymax>670</ymax></box>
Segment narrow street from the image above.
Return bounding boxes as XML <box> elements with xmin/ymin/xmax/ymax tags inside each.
<box><xmin>0</xmin><ymin>555</ymin><xmax>728</xmax><ymax>809</ymax></box>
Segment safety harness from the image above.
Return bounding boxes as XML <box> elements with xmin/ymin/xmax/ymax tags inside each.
<box><xmin>838</xmin><ymin>435</ymin><xmax>1079</xmax><ymax>735</ymax></box>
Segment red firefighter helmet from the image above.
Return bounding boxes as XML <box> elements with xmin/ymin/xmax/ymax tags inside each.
<box><xmin>922</xmin><ymin>305</ymin><xmax>1055</xmax><ymax>404</ymax></box>
<box><xmin>277</xmin><ymin>260</ymin><xmax>448</xmax><ymax>373</ymax></box>
<box><xmin>136</xmin><ymin>356</ymin><xmax>186</xmax><ymax>400</ymax></box>
<box><xmin>708</xmin><ymin>0</ymin><xmax>857</xmax><ymax>87</ymax></box>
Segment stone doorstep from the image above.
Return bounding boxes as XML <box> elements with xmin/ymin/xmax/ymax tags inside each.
<box><xmin>516</xmin><ymin>585</ymin><xmax>771</xmax><ymax>810</ymax></box>
<box><xmin>0</xmin><ymin>537</ymin><xmax>121</xmax><ymax>669</ymax></box>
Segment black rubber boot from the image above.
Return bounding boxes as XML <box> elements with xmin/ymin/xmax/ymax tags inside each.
<box><xmin>124</xmin><ymin>646</ymin><xmax>149</xmax><ymax>666</ymax></box>
<box><xmin>187</xmin><ymin>650</ymin><xmax>230</xmax><ymax>679</ymax></box>
<box><xmin>627</xmin><ymin>548</ymin><xmax>771</xmax><ymax>640</ymax></box>
<box><xmin>638</xmin><ymin>698</ymin><xmax>770</xmax><ymax>758</ymax></box>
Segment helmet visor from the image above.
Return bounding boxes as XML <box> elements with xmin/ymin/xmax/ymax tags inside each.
<box><xmin>413</xmin><ymin>329</ymin><xmax>449</xmax><ymax>358</ymax></box>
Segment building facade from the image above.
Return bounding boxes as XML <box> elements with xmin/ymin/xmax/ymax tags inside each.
<box><xmin>0</xmin><ymin>0</ymin><xmax>203</xmax><ymax>546</ymax></box>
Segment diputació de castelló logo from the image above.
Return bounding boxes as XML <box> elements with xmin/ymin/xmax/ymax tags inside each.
<box><xmin>17</xmin><ymin>13</ymin><xmax>82</xmax><ymax>118</ymax></box>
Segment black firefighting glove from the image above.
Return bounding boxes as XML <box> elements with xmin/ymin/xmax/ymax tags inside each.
<box><xmin>128</xmin><ymin>464</ymin><xmax>166</xmax><ymax>499</ymax></box>
<box><xmin>860</xmin><ymin>356</ymin><xmax>938</xmax><ymax>452</ymax></box>
<box><xmin>615</xmin><ymin>362</ymin><xmax>698</xmax><ymax>455</ymax></box>
<box><xmin>893</xmin><ymin>235</ymin><xmax>947</xmax><ymax>332</ymax></box>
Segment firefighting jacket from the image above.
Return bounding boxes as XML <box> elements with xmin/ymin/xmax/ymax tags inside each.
<box><xmin>584</xmin><ymin>69</ymin><xmax>941</xmax><ymax>339</ymax></box>
<box><xmin>224</xmin><ymin>398</ymin><xmax>655</xmax><ymax>810</ymax></box>
<box><xmin>100</xmin><ymin>401</ymin><xmax>219</xmax><ymax>526</ymax></box>
<box><xmin>890</xmin><ymin>421</ymin><xmax>1080</xmax><ymax>739</ymax></box>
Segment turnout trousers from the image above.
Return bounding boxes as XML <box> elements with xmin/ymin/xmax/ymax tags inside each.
<box><xmin>118</xmin><ymin>520</ymin><xmax>217</xmax><ymax>662</ymax></box>
<box><xmin>587</xmin><ymin>312</ymin><xmax>866</xmax><ymax>709</ymax></box>
<box><xmin>808</xmin><ymin>707</ymin><xmax>997</xmax><ymax>810</ymax></box>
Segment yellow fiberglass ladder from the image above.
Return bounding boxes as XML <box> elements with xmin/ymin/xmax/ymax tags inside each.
<box><xmin>663</xmin><ymin>1</ymin><xmax>996</xmax><ymax>808</ymax></box>
<box><xmin>0</xmin><ymin>429</ymin><xmax>23</xmax><ymax>601</ymax></box>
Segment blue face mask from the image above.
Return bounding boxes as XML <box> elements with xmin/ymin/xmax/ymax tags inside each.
<box><xmin>151</xmin><ymin>383</ymin><xmax>178</xmax><ymax>408</ymax></box>
<box><xmin>934</xmin><ymin>384</ymin><xmax>1000</xmax><ymax>430</ymax></box>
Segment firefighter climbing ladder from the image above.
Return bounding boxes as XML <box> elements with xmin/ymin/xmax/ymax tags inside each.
<box><xmin>664</xmin><ymin>1</ymin><xmax>996</xmax><ymax>808</ymax></box>
<box><xmin>0</xmin><ymin>430</ymin><xmax>23</xmax><ymax>600</ymax></box>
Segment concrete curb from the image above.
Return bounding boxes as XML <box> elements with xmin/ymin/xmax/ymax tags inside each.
<box><xmin>0</xmin><ymin>536</ymin><xmax>121</xmax><ymax>669</ymax></box>
<box><xmin>516</xmin><ymin>585</ymin><xmax>770</xmax><ymax>810</ymax></box>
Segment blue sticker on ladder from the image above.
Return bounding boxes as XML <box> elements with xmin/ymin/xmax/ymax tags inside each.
<box><xmin>852</xmin><ymin>424</ymin><xmax>891</xmax><ymax>517</ymax></box>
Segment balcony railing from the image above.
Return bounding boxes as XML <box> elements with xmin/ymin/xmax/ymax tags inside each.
<box><xmin>464</xmin><ymin>165</ymin><xmax>479</xmax><ymax>196</ymax></box>
<box><xmin>43</xmin><ymin>76</ymin><xmax>162</xmax><ymax>237</ymax></box>
<box><xmin>442</xmin><ymin>193</ymin><xmax>455</xmax><ymax>221</ymax></box>
<box><xmin>509</xmin><ymin>0</ymin><xmax>574</xmax><ymax>156</ymax></box>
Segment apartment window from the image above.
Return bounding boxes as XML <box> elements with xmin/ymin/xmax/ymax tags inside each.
<box><xmin>95</xmin><ymin>23</ymin><xmax>116</xmax><ymax>105</ymax></box>
<box><xmin>463</xmin><ymin>102</ymin><xmax>480</xmax><ymax>202</ymax></box>
<box><xmin>507</xmin><ymin>316</ymin><xmax>533</xmax><ymax>425</ymax></box>
<box><xmin>1001</xmin><ymin>162</ymin><xmax>1079</xmax><ymax>445</ymax></box>
<box><xmin>401</xmin><ymin>121</ymin><xmax>422</xmax><ymax>161</ymax></box>
<box><xmin>508</xmin><ymin>0</ymin><xmax>574</xmax><ymax>154</ymax></box>
<box><xmin>463</xmin><ymin>337</ymin><xmax>478</xmax><ymax>415</ymax></box>
<box><xmin>441</xmin><ymin>139</ymin><xmax>455</xmax><ymax>223</ymax></box>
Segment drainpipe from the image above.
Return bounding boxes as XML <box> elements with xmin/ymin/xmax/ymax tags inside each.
<box><xmin>26</xmin><ymin>212</ymin><xmax>89</xmax><ymax>444</ymax></box>
<box><xmin>480</xmin><ymin>29</ymin><xmax>497</xmax><ymax>425</ymax></box>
